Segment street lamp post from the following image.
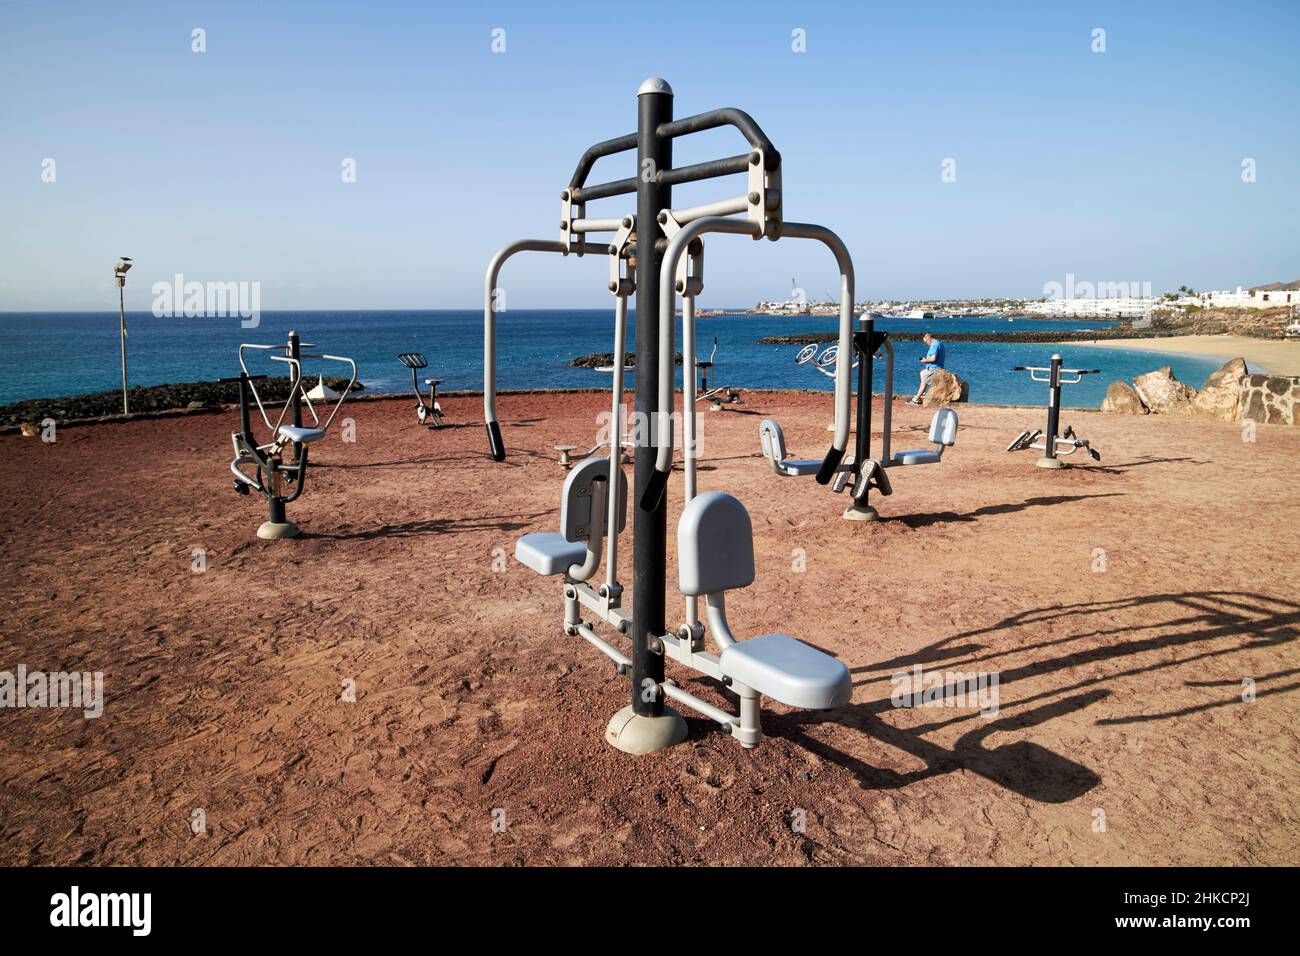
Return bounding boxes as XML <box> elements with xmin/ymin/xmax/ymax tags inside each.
<box><xmin>114</xmin><ymin>257</ymin><xmax>132</xmax><ymax>415</ymax></box>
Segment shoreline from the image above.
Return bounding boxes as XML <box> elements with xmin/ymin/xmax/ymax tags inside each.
<box><xmin>5</xmin><ymin>334</ymin><xmax>1297</xmax><ymax>427</ymax></box>
<box><xmin>0</xmin><ymin>385</ymin><xmax>1118</xmax><ymax>433</ymax></box>
<box><xmin>1068</xmin><ymin>334</ymin><xmax>1300</xmax><ymax>377</ymax></box>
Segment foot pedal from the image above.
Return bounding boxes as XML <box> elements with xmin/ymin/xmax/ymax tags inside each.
<box><xmin>831</xmin><ymin>456</ymin><xmax>855</xmax><ymax>494</ymax></box>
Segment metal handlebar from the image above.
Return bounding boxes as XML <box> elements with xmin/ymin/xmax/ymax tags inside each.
<box><xmin>240</xmin><ymin>343</ymin><xmax>293</xmax><ymax>431</ymax></box>
<box><xmin>644</xmin><ymin>216</ymin><xmax>856</xmax><ymax>510</ymax></box>
<box><xmin>309</xmin><ymin>354</ymin><xmax>358</xmax><ymax>432</ymax></box>
<box><xmin>795</xmin><ymin>342</ymin><xmax>858</xmax><ymax>379</ymax></box>
<box><xmin>816</xmin><ymin>344</ymin><xmax>840</xmax><ymax>368</ymax></box>
<box><xmin>241</xmin><ymin>343</ymin><xmax>356</xmax><ymax>439</ymax></box>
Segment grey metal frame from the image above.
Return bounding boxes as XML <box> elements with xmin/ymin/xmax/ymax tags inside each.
<box><xmin>487</xmin><ymin>79</ymin><xmax>855</xmax><ymax>751</ymax></box>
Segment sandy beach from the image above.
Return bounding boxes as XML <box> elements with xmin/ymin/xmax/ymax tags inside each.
<box><xmin>1071</xmin><ymin>334</ymin><xmax>1300</xmax><ymax>377</ymax></box>
<box><xmin>1</xmin><ymin>391</ymin><xmax>1296</xmax><ymax>866</ymax></box>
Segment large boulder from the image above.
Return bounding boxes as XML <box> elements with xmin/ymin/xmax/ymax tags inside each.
<box><xmin>1132</xmin><ymin>366</ymin><xmax>1196</xmax><ymax>415</ymax></box>
<box><xmin>1101</xmin><ymin>380</ymin><xmax>1147</xmax><ymax>414</ymax></box>
<box><xmin>923</xmin><ymin>369</ymin><xmax>968</xmax><ymax>406</ymax></box>
<box><xmin>1191</xmin><ymin>357</ymin><xmax>1248</xmax><ymax>422</ymax></box>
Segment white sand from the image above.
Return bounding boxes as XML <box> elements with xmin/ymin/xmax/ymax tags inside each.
<box><xmin>1069</xmin><ymin>335</ymin><xmax>1300</xmax><ymax>377</ymax></box>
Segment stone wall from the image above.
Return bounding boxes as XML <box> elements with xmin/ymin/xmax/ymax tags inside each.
<box><xmin>0</xmin><ymin>376</ymin><xmax>362</xmax><ymax>429</ymax></box>
<box><xmin>1237</xmin><ymin>373</ymin><xmax>1300</xmax><ymax>425</ymax></box>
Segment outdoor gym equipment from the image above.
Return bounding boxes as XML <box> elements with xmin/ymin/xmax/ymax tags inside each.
<box><xmin>758</xmin><ymin>318</ymin><xmax>959</xmax><ymax>520</ymax></box>
<box><xmin>229</xmin><ymin>331</ymin><xmax>356</xmax><ymax>539</ymax></box>
<box><xmin>795</xmin><ymin>341</ymin><xmax>856</xmax><ymax>380</ymax></box>
<box><xmin>485</xmin><ymin>78</ymin><xmax>852</xmax><ymax>753</ymax></box>
<box><xmin>696</xmin><ymin>337</ymin><xmax>741</xmax><ymax>410</ymax></box>
<box><xmin>1007</xmin><ymin>354</ymin><xmax>1102</xmax><ymax>468</ymax></box>
<box><xmin>554</xmin><ymin>358</ymin><xmax>635</xmax><ymax>469</ymax></box>
<box><xmin>793</xmin><ymin>341</ymin><xmax>854</xmax><ymax>433</ymax></box>
<box><xmin>396</xmin><ymin>352</ymin><xmax>446</xmax><ymax>427</ymax></box>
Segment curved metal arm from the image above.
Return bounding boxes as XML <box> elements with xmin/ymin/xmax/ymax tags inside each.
<box><xmin>239</xmin><ymin>343</ymin><xmax>286</xmax><ymax>431</ymax></box>
<box><xmin>266</xmin><ymin>355</ymin><xmax>305</xmax><ymax>434</ymax></box>
<box><xmin>482</xmin><ymin>238</ymin><xmax>609</xmax><ymax>461</ymax></box>
<box><xmin>566</xmin><ymin>477</ymin><xmax>608</xmax><ymax>583</ymax></box>
<box><xmin>809</xmin><ymin>344</ymin><xmax>857</xmax><ymax>378</ymax></box>
<box><xmin>566</xmin><ymin>107</ymin><xmax>781</xmax><ymax>191</ymax></box>
<box><xmin>642</xmin><ymin>218</ymin><xmax>856</xmax><ymax>510</ymax></box>
<box><xmin>309</xmin><ymin>354</ymin><xmax>358</xmax><ymax>431</ymax></box>
<box><xmin>568</xmin><ymin>133</ymin><xmax>638</xmax><ymax>190</ymax></box>
<box><xmin>878</xmin><ymin>337</ymin><xmax>895</xmax><ymax>465</ymax></box>
<box><xmin>641</xmin><ymin>217</ymin><xmax>759</xmax><ymax>509</ymax></box>
<box><xmin>658</xmin><ymin>108</ymin><xmax>781</xmax><ymax>170</ymax></box>
<box><xmin>264</xmin><ymin>352</ymin><xmax>355</xmax><ymax>437</ymax></box>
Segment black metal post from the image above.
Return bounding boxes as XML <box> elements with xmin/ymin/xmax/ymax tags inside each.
<box><xmin>268</xmin><ymin>489</ymin><xmax>287</xmax><ymax>525</ymax></box>
<box><xmin>287</xmin><ymin>330</ymin><xmax>304</xmax><ymax>467</ymax></box>
<box><xmin>1044</xmin><ymin>354</ymin><xmax>1062</xmax><ymax>460</ymax></box>
<box><xmin>117</xmin><ymin>280</ymin><xmax>130</xmax><ymax>415</ymax></box>
<box><xmin>238</xmin><ymin>372</ymin><xmax>253</xmax><ymax>441</ymax></box>
<box><xmin>849</xmin><ymin>317</ymin><xmax>879</xmax><ymax>511</ymax></box>
<box><xmin>288</xmin><ymin>331</ymin><xmax>302</xmax><ymax>426</ymax></box>
<box><xmin>631</xmin><ymin>80</ymin><xmax>672</xmax><ymax>718</ymax></box>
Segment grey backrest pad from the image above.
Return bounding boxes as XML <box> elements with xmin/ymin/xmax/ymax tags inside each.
<box><xmin>929</xmin><ymin>407</ymin><xmax>959</xmax><ymax>446</ymax></box>
<box><xmin>678</xmin><ymin>491</ymin><xmax>756</xmax><ymax>596</ymax></box>
<box><xmin>758</xmin><ymin>419</ymin><xmax>788</xmax><ymax>462</ymax></box>
<box><xmin>560</xmin><ymin>457</ymin><xmax>628</xmax><ymax>541</ymax></box>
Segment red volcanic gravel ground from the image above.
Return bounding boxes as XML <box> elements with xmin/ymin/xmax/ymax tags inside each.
<box><xmin>1</xmin><ymin>390</ymin><xmax>1297</xmax><ymax>865</ymax></box>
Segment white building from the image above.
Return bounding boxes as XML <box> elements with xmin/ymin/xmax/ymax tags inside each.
<box><xmin>1023</xmin><ymin>297</ymin><xmax>1157</xmax><ymax>318</ymax></box>
<box><xmin>1192</xmin><ymin>287</ymin><xmax>1299</xmax><ymax>310</ymax></box>
<box><xmin>754</xmin><ymin>299</ymin><xmax>810</xmax><ymax>315</ymax></box>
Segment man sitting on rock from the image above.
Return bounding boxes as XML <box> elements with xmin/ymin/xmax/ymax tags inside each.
<box><xmin>908</xmin><ymin>332</ymin><xmax>945</xmax><ymax>406</ymax></box>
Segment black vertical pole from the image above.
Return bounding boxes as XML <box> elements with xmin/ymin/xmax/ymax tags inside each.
<box><xmin>854</xmin><ymin>317</ymin><xmax>874</xmax><ymax>509</ymax></box>
<box><xmin>288</xmin><ymin>330</ymin><xmax>304</xmax><ymax>466</ymax></box>
<box><xmin>632</xmin><ymin>79</ymin><xmax>672</xmax><ymax>718</ymax></box>
<box><xmin>238</xmin><ymin>373</ymin><xmax>253</xmax><ymax>441</ymax></box>
<box><xmin>288</xmin><ymin>331</ymin><xmax>303</xmax><ymax>428</ymax></box>
<box><xmin>1044</xmin><ymin>353</ymin><xmax>1061</xmax><ymax>460</ymax></box>
<box><xmin>855</xmin><ymin>318</ymin><xmax>874</xmax><ymax>464</ymax></box>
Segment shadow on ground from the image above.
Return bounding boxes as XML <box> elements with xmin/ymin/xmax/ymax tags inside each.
<box><xmin>775</xmin><ymin>591</ymin><xmax>1299</xmax><ymax>803</ymax></box>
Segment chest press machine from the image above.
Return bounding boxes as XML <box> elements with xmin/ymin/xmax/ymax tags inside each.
<box><xmin>758</xmin><ymin>321</ymin><xmax>959</xmax><ymax>520</ymax></box>
<box><xmin>1006</xmin><ymin>355</ymin><xmax>1102</xmax><ymax>468</ymax></box>
<box><xmin>229</xmin><ymin>331</ymin><xmax>356</xmax><ymax>539</ymax></box>
<box><xmin>484</xmin><ymin>79</ymin><xmax>852</xmax><ymax>754</ymax></box>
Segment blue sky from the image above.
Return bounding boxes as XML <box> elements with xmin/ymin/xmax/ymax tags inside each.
<box><xmin>1</xmin><ymin>0</ymin><xmax>1297</xmax><ymax>310</ymax></box>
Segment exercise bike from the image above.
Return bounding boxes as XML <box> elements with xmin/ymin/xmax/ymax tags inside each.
<box><xmin>230</xmin><ymin>331</ymin><xmax>356</xmax><ymax>539</ymax></box>
<box><xmin>397</xmin><ymin>352</ymin><xmax>446</xmax><ymax>427</ymax></box>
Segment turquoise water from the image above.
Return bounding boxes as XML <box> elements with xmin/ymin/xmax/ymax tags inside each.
<box><xmin>0</xmin><ymin>309</ymin><xmax>1226</xmax><ymax>408</ymax></box>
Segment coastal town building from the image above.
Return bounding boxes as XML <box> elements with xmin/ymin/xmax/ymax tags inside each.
<box><xmin>1188</xmin><ymin>287</ymin><xmax>1299</xmax><ymax>310</ymax></box>
<box><xmin>754</xmin><ymin>298</ymin><xmax>811</xmax><ymax>315</ymax></box>
<box><xmin>1022</xmin><ymin>297</ymin><xmax>1157</xmax><ymax>318</ymax></box>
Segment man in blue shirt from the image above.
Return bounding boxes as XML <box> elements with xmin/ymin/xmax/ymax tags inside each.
<box><xmin>907</xmin><ymin>332</ymin><xmax>945</xmax><ymax>406</ymax></box>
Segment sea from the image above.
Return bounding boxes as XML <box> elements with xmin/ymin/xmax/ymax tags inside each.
<box><xmin>0</xmin><ymin>309</ymin><xmax>1226</xmax><ymax>409</ymax></box>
